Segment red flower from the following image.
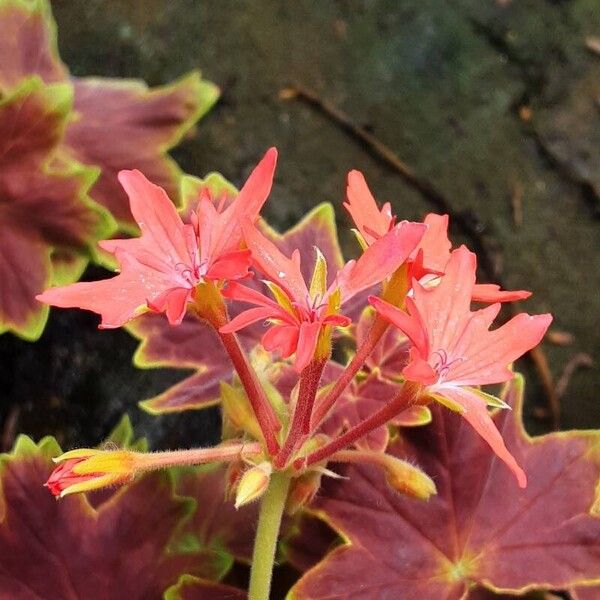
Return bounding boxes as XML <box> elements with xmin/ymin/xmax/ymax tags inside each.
<box><xmin>37</xmin><ymin>149</ymin><xmax>278</xmax><ymax>327</ymax></box>
<box><xmin>370</xmin><ymin>246</ymin><xmax>552</xmax><ymax>487</ymax></box>
<box><xmin>221</xmin><ymin>220</ymin><xmax>426</xmax><ymax>371</ymax></box>
<box><xmin>345</xmin><ymin>170</ymin><xmax>530</xmax><ymax>302</ymax></box>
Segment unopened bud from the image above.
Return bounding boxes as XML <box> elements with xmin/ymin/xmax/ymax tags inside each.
<box><xmin>286</xmin><ymin>469</ymin><xmax>322</xmax><ymax>515</ymax></box>
<box><xmin>383</xmin><ymin>455</ymin><xmax>436</xmax><ymax>500</ymax></box>
<box><xmin>235</xmin><ymin>461</ymin><xmax>272</xmax><ymax>509</ymax></box>
<box><xmin>220</xmin><ymin>382</ymin><xmax>263</xmax><ymax>441</ymax></box>
<box><xmin>45</xmin><ymin>448</ymin><xmax>136</xmax><ymax>498</ymax></box>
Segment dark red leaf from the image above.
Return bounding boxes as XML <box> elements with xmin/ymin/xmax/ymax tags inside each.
<box><xmin>0</xmin><ymin>78</ymin><xmax>114</xmax><ymax>340</ymax></box>
<box><xmin>291</xmin><ymin>375</ymin><xmax>600</xmax><ymax>599</ymax></box>
<box><xmin>0</xmin><ymin>0</ymin><xmax>67</xmax><ymax>88</ymax></box>
<box><xmin>164</xmin><ymin>575</ymin><xmax>246</xmax><ymax>600</ymax></box>
<box><xmin>0</xmin><ymin>436</ymin><xmax>208</xmax><ymax>599</ymax></box>
<box><xmin>173</xmin><ymin>465</ymin><xmax>258</xmax><ymax>581</ymax></box>
<box><xmin>281</xmin><ymin>512</ymin><xmax>340</xmax><ymax>574</ymax></box>
<box><xmin>64</xmin><ymin>74</ymin><xmax>219</xmax><ymax>228</ymax></box>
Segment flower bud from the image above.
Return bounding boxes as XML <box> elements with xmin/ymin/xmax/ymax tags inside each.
<box><xmin>286</xmin><ymin>469</ymin><xmax>322</xmax><ymax>515</ymax></box>
<box><xmin>45</xmin><ymin>448</ymin><xmax>136</xmax><ymax>498</ymax></box>
<box><xmin>235</xmin><ymin>461</ymin><xmax>272</xmax><ymax>509</ymax></box>
<box><xmin>382</xmin><ymin>455</ymin><xmax>436</xmax><ymax>500</ymax></box>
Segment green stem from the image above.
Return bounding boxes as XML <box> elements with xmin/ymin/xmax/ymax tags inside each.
<box><xmin>248</xmin><ymin>471</ymin><xmax>291</xmax><ymax>600</ymax></box>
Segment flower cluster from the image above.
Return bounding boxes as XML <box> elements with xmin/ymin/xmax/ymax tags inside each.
<box><xmin>39</xmin><ymin>148</ymin><xmax>551</xmax><ymax>502</ymax></box>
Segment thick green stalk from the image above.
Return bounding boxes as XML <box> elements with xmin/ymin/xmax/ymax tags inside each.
<box><xmin>248</xmin><ymin>471</ymin><xmax>291</xmax><ymax>600</ymax></box>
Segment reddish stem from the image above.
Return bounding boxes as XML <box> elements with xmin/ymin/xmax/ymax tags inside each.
<box><xmin>274</xmin><ymin>358</ymin><xmax>326</xmax><ymax>469</ymax></box>
<box><xmin>217</xmin><ymin>330</ymin><xmax>281</xmax><ymax>455</ymax></box>
<box><xmin>194</xmin><ymin>284</ymin><xmax>280</xmax><ymax>456</ymax></box>
<box><xmin>300</xmin><ymin>382</ymin><xmax>421</xmax><ymax>468</ymax></box>
<box><xmin>310</xmin><ymin>316</ymin><xmax>389</xmax><ymax>428</ymax></box>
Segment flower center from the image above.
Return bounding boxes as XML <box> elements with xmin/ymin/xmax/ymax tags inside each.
<box><xmin>431</xmin><ymin>349</ymin><xmax>465</xmax><ymax>382</ymax></box>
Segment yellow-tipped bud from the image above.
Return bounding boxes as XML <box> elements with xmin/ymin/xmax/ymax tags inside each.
<box><xmin>235</xmin><ymin>461</ymin><xmax>272</xmax><ymax>509</ymax></box>
<box><xmin>332</xmin><ymin>449</ymin><xmax>436</xmax><ymax>501</ymax></box>
<box><xmin>382</xmin><ymin>455</ymin><xmax>436</xmax><ymax>501</ymax></box>
<box><xmin>46</xmin><ymin>448</ymin><xmax>137</xmax><ymax>498</ymax></box>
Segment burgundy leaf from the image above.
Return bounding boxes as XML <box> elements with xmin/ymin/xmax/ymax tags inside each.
<box><xmin>64</xmin><ymin>74</ymin><xmax>219</xmax><ymax>227</ymax></box>
<box><xmin>0</xmin><ymin>0</ymin><xmax>67</xmax><ymax>88</ymax></box>
<box><xmin>0</xmin><ymin>78</ymin><xmax>114</xmax><ymax>340</ymax></box>
<box><xmin>0</xmin><ymin>436</ymin><xmax>208</xmax><ymax>599</ymax></box>
<box><xmin>291</xmin><ymin>375</ymin><xmax>600</xmax><ymax>599</ymax></box>
<box><xmin>165</xmin><ymin>575</ymin><xmax>246</xmax><ymax>600</ymax></box>
<box><xmin>174</xmin><ymin>464</ymin><xmax>258</xmax><ymax>580</ymax></box>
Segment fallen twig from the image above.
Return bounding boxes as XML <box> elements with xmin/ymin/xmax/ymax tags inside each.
<box><xmin>555</xmin><ymin>353</ymin><xmax>593</xmax><ymax>400</ymax></box>
<box><xmin>510</xmin><ymin>181</ymin><xmax>524</xmax><ymax>229</ymax></box>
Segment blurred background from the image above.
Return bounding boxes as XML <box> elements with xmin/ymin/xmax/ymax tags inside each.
<box><xmin>1</xmin><ymin>0</ymin><xmax>598</xmax><ymax>451</ymax></box>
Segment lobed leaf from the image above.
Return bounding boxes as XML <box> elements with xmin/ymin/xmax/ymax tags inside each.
<box><xmin>173</xmin><ymin>464</ymin><xmax>258</xmax><ymax>581</ymax></box>
<box><xmin>0</xmin><ymin>0</ymin><xmax>67</xmax><ymax>88</ymax></box>
<box><xmin>0</xmin><ymin>77</ymin><xmax>115</xmax><ymax>340</ymax></box>
<box><xmin>64</xmin><ymin>73</ymin><xmax>219</xmax><ymax>229</ymax></box>
<box><xmin>290</xmin><ymin>375</ymin><xmax>600</xmax><ymax>599</ymax></box>
<box><xmin>0</xmin><ymin>436</ymin><xmax>208</xmax><ymax>599</ymax></box>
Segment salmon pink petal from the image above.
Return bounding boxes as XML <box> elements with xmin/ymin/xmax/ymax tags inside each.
<box><xmin>116</xmin><ymin>170</ymin><xmax>192</xmax><ymax>266</ymax></box>
<box><xmin>448</xmin><ymin>312</ymin><xmax>553</xmax><ymax>386</ymax></box>
<box><xmin>472</xmin><ymin>283</ymin><xmax>532</xmax><ymax>303</ymax></box>
<box><xmin>344</xmin><ymin>170</ymin><xmax>393</xmax><ymax>244</ymax></box>
<box><xmin>242</xmin><ymin>222</ymin><xmax>308</xmax><ymax>303</ymax></box>
<box><xmin>416</xmin><ymin>213</ymin><xmax>451</xmax><ymax>274</ymax></box>
<box><xmin>222</xmin><ymin>281</ymin><xmax>282</xmax><ymax>312</ymax></box>
<box><xmin>437</xmin><ymin>386</ymin><xmax>527</xmax><ymax>487</ymax></box>
<box><xmin>368</xmin><ymin>296</ymin><xmax>428</xmax><ymax>356</ymax></box>
<box><xmin>294</xmin><ymin>321</ymin><xmax>322</xmax><ymax>372</ymax></box>
<box><xmin>339</xmin><ymin>221</ymin><xmax>426</xmax><ymax>302</ymax></box>
<box><xmin>147</xmin><ymin>287</ymin><xmax>191</xmax><ymax>325</ymax></box>
<box><xmin>37</xmin><ymin>251</ymin><xmax>181</xmax><ymax>328</ymax></box>
<box><xmin>413</xmin><ymin>245</ymin><xmax>476</xmax><ymax>353</ymax></box>
<box><xmin>262</xmin><ymin>324</ymin><xmax>299</xmax><ymax>358</ymax></box>
<box><xmin>215</xmin><ymin>148</ymin><xmax>278</xmax><ymax>254</ymax></box>
<box><xmin>403</xmin><ymin>350</ymin><xmax>437</xmax><ymax>385</ymax></box>
<box><xmin>219</xmin><ymin>307</ymin><xmax>275</xmax><ymax>333</ymax></box>
<box><xmin>205</xmin><ymin>249</ymin><xmax>252</xmax><ymax>281</ymax></box>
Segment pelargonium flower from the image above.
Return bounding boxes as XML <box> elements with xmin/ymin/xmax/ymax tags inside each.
<box><xmin>37</xmin><ymin>149</ymin><xmax>278</xmax><ymax>327</ymax></box>
<box><xmin>345</xmin><ymin>170</ymin><xmax>530</xmax><ymax>302</ymax></box>
<box><xmin>369</xmin><ymin>246</ymin><xmax>552</xmax><ymax>487</ymax></box>
<box><xmin>221</xmin><ymin>219</ymin><xmax>426</xmax><ymax>372</ymax></box>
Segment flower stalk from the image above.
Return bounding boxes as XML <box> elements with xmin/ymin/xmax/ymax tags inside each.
<box><xmin>248</xmin><ymin>470</ymin><xmax>292</xmax><ymax>600</ymax></box>
<box><xmin>46</xmin><ymin>442</ymin><xmax>263</xmax><ymax>498</ymax></box>
<box><xmin>193</xmin><ymin>281</ymin><xmax>281</xmax><ymax>455</ymax></box>
<box><xmin>299</xmin><ymin>382</ymin><xmax>422</xmax><ymax>469</ymax></box>
<box><xmin>275</xmin><ymin>357</ymin><xmax>326</xmax><ymax>468</ymax></box>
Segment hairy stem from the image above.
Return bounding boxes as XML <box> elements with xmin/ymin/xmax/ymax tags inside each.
<box><xmin>311</xmin><ymin>316</ymin><xmax>389</xmax><ymax>428</ymax></box>
<box><xmin>248</xmin><ymin>471</ymin><xmax>291</xmax><ymax>600</ymax></box>
<box><xmin>135</xmin><ymin>442</ymin><xmax>262</xmax><ymax>471</ymax></box>
<box><xmin>300</xmin><ymin>382</ymin><xmax>422</xmax><ymax>468</ymax></box>
<box><xmin>193</xmin><ymin>282</ymin><xmax>281</xmax><ymax>455</ymax></box>
<box><xmin>275</xmin><ymin>358</ymin><xmax>326</xmax><ymax>468</ymax></box>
